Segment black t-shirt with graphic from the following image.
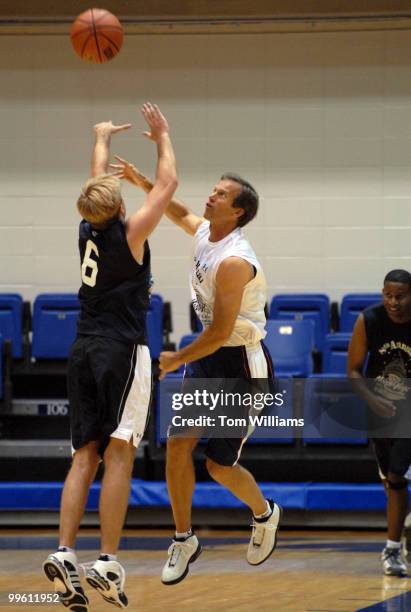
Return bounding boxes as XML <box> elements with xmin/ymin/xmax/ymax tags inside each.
<box><xmin>364</xmin><ymin>304</ymin><xmax>411</xmax><ymax>402</ymax></box>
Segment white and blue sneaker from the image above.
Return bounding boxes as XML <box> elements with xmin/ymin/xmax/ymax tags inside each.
<box><xmin>382</xmin><ymin>547</ymin><xmax>407</xmax><ymax>576</ymax></box>
<box><xmin>85</xmin><ymin>557</ymin><xmax>128</xmax><ymax>608</ymax></box>
<box><xmin>43</xmin><ymin>550</ymin><xmax>89</xmax><ymax>611</ymax></box>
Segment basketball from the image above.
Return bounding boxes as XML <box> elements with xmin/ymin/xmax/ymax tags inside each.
<box><xmin>70</xmin><ymin>8</ymin><xmax>123</xmax><ymax>64</ymax></box>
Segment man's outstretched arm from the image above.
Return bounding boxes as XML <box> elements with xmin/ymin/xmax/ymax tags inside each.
<box><xmin>91</xmin><ymin>121</ymin><xmax>131</xmax><ymax>177</ymax></box>
<box><xmin>111</xmin><ymin>156</ymin><xmax>204</xmax><ymax>236</ymax></box>
<box><xmin>125</xmin><ymin>103</ymin><xmax>178</xmax><ymax>254</ymax></box>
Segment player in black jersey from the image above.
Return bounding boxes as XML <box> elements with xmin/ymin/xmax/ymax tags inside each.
<box><xmin>348</xmin><ymin>269</ymin><xmax>411</xmax><ymax>577</ymax></box>
<box><xmin>42</xmin><ymin>103</ymin><xmax>177</xmax><ymax>611</ymax></box>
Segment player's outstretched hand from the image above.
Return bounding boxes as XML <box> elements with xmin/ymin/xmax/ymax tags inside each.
<box><xmin>94</xmin><ymin>121</ymin><xmax>132</xmax><ymax>138</ymax></box>
<box><xmin>109</xmin><ymin>155</ymin><xmax>148</xmax><ymax>188</ymax></box>
<box><xmin>141</xmin><ymin>103</ymin><xmax>170</xmax><ymax>143</ymax></box>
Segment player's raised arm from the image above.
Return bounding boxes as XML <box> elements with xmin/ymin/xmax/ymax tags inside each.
<box><xmin>91</xmin><ymin>121</ymin><xmax>131</xmax><ymax>177</ymax></box>
<box><xmin>124</xmin><ymin>103</ymin><xmax>178</xmax><ymax>254</ymax></box>
<box><xmin>111</xmin><ymin>157</ymin><xmax>204</xmax><ymax>236</ymax></box>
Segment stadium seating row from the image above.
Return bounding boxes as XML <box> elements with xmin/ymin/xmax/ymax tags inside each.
<box><xmin>0</xmin><ymin>292</ymin><xmax>169</xmax><ymax>362</ymax></box>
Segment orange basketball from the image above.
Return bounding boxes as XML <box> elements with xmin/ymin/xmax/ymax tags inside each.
<box><xmin>70</xmin><ymin>8</ymin><xmax>123</xmax><ymax>64</ymax></box>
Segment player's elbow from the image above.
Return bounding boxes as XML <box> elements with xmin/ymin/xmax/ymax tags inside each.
<box><xmin>210</xmin><ymin>327</ymin><xmax>232</xmax><ymax>345</ymax></box>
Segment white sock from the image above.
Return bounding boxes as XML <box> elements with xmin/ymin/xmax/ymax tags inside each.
<box><xmin>99</xmin><ymin>553</ymin><xmax>117</xmax><ymax>561</ymax></box>
<box><xmin>175</xmin><ymin>529</ymin><xmax>193</xmax><ymax>540</ymax></box>
<box><xmin>254</xmin><ymin>500</ymin><xmax>272</xmax><ymax>520</ymax></box>
<box><xmin>58</xmin><ymin>546</ymin><xmax>76</xmax><ymax>555</ymax></box>
<box><xmin>386</xmin><ymin>539</ymin><xmax>401</xmax><ymax>549</ymax></box>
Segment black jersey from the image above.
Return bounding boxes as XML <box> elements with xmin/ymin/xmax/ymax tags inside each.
<box><xmin>76</xmin><ymin>219</ymin><xmax>151</xmax><ymax>345</ymax></box>
<box><xmin>364</xmin><ymin>304</ymin><xmax>411</xmax><ymax>400</ymax></box>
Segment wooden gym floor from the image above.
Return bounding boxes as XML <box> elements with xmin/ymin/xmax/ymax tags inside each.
<box><xmin>0</xmin><ymin>529</ymin><xmax>409</xmax><ymax>612</ymax></box>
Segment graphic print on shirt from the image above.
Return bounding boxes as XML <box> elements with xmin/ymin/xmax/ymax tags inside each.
<box><xmin>192</xmin><ymin>255</ymin><xmax>213</xmax><ymax>326</ymax></box>
<box><xmin>374</xmin><ymin>343</ymin><xmax>411</xmax><ymax>401</ymax></box>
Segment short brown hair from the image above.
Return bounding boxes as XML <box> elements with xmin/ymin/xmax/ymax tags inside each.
<box><xmin>220</xmin><ymin>173</ymin><xmax>259</xmax><ymax>227</ymax></box>
<box><xmin>77</xmin><ymin>174</ymin><xmax>122</xmax><ymax>227</ymax></box>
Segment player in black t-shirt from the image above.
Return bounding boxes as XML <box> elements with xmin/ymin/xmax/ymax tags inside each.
<box><xmin>348</xmin><ymin>269</ymin><xmax>411</xmax><ymax>577</ymax></box>
<box><xmin>42</xmin><ymin>104</ymin><xmax>177</xmax><ymax>611</ymax></box>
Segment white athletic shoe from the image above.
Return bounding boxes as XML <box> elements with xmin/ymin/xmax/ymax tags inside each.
<box><xmin>42</xmin><ymin>550</ymin><xmax>89</xmax><ymax>611</ymax></box>
<box><xmin>402</xmin><ymin>524</ymin><xmax>411</xmax><ymax>563</ymax></box>
<box><xmin>247</xmin><ymin>500</ymin><xmax>282</xmax><ymax>566</ymax></box>
<box><xmin>161</xmin><ymin>534</ymin><xmax>202</xmax><ymax>585</ymax></box>
<box><xmin>85</xmin><ymin>558</ymin><xmax>128</xmax><ymax>608</ymax></box>
<box><xmin>381</xmin><ymin>547</ymin><xmax>408</xmax><ymax>577</ymax></box>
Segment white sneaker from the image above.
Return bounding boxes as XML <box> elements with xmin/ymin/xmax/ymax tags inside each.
<box><xmin>402</xmin><ymin>525</ymin><xmax>411</xmax><ymax>563</ymax></box>
<box><xmin>382</xmin><ymin>547</ymin><xmax>407</xmax><ymax>576</ymax></box>
<box><xmin>85</xmin><ymin>558</ymin><xmax>128</xmax><ymax>608</ymax></box>
<box><xmin>247</xmin><ymin>500</ymin><xmax>282</xmax><ymax>566</ymax></box>
<box><xmin>42</xmin><ymin>550</ymin><xmax>89</xmax><ymax>611</ymax></box>
<box><xmin>161</xmin><ymin>534</ymin><xmax>202</xmax><ymax>585</ymax></box>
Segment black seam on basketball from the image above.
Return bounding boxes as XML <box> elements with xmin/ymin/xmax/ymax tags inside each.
<box><xmin>90</xmin><ymin>9</ymin><xmax>103</xmax><ymax>63</ymax></box>
<box><xmin>71</xmin><ymin>26</ymin><xmax>95</xmax><ymax>40</ymax></box>
<box><xmin>99</xmin><ymin>33</ymin><xmax>121</xmax><ymax>53</ymax></box>
<box><xmin>81</xmin><ymin>33</ymin><xmax>94</xmax><ymax>59</ymax></box>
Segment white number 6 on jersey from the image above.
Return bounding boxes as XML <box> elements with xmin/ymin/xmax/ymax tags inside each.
<box><xmin>81</xmin><ymin>240</ymin><xmax>99</xmax><ymax>287</ymax></box>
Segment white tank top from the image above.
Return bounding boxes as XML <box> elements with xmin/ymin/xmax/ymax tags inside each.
<box><xmin>191</xmin><ymin>221</ymin><xmax>267</xmax><ymax>347</ymax></box>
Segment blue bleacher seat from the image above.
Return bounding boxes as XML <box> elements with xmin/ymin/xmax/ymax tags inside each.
<box><xmin>179</xmin><ymin>333</ymin><xmax>199</xmax><ymax>350</ymax></box>
<box><xmin>0</xmin><ymin>334</ymin><xmax>3</xmax><ymax>399</ymax></box>
<box><xmin>303</xmin><ymin>374</ymin><xmax>368</xmax><ymax>444</ymax></box>
<box><xmin>340</xmin><ymin>293</ymin><xmax>381</xmax><ymax>333</ymax></box>
<box><xmin>0</xmin><ymin>293</ymin><xmax>23</xmax><ymax>358</ymax></box>
<box><xmin>264</xmin><ymin>319</ymin><xmax>314</xmax><ymax>377</ymax></box>
<box><xmin>269</xmin><ymin>294</ymin><xmax>330</xmax><ymax>351</ymax></box>
<box><xmin>156</xmin><ymin>374</ymin><xmax>184</xmax><ymax>443</ymax></box>
<box><xmin>32</xmin><ymin>294</ymin><xmax>80</xmax><ymax>359</ymax></box>
<box><xmin>322</xmin><ymin>333</ymin><xmax>352</xmax><ymax>374</ymax></box>
<box><xmin>146</xmin><ymin>293</ymin><xmax>164</xmax><ymax>359</ymax></box>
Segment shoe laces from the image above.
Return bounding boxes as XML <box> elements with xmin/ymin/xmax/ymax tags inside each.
<box><xmin>167</xmin><ymin>541</ymin><xmax>190</xmax><ymax>567</ymax></box>
<box><xmin>250</xmin><ymin>519</ymin><xmax>276</xmax><ymax>547</ymax></box>
<box><xmin>383</xmin><ymin>548</ymin><xmax>404</xmax><ymax>564</ymax></box>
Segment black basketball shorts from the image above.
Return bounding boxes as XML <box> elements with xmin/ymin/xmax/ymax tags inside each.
<box><xmin>373</xmin><ymin>438</ymin><xmax>411</xmax><ymax>479</ymax></box>
<box><xmin>67</xmin><ymin>335</ymin><xmax>152</xmax><ymax>456</ymax></box>
<box><xmin>168</xmin><ymin>342</ymin><xmax>274</xmax><ymax>467</ymax></box>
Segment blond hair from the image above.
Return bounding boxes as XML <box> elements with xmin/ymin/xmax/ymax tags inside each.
<box><xmin>77</xmin><ymin>174</ymin><xmax>122</xmax><ymax>226</ymax></box>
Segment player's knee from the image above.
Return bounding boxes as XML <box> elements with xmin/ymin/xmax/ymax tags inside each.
<box><xmin>167</xmin><ymin>436</ymin><xmax>196</xmax><ymax>459</ymax></box>
<box><xmin>386</xmin><ymin>473</ymin><xmax>408</xmax><ymax>490</ymax></box>
<box><xmin>103</xmin><ymin>438</ymin><xmax>135</xmax><ymax>467</ymax></box>
<box><xmin>72</xmin><ymin>450</ymin><xmax>99</xmax><ymax>473</ymax></box>
<box><xmin>206</xmin><ymin>457</ymin><xmax>231</xmax><ymax>481</ymax></box>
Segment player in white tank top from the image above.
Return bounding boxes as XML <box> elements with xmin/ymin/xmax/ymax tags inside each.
<box><xmin>114</xmin><ymin>166</ymin><xmax>281</xmax><ymax>582</ymax></box>
<box><xmin>191</xmin><ymin>219</ymin><xmax>267</xmax><ymax>347</ymax></box>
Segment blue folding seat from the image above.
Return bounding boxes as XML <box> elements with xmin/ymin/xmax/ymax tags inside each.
<box><xmin>269</xmin><ymin>294</ymin><xmax>330</xmax><ymax>351</ymax></box>
<box><xmin>146</xmin><ymin>293</ymin><xmax>164</xmax><ymax>359</ymax></box>
<box><xmin>303</xmin><ymin>374</ymin><xmax>368</xmax><ymax>445</ymax></box>
<box><xmin>0</xmin><ymin>294</ymin><xmax>23</xmax><ymax>358</ymax></box>
<box><xmin>340</xmin><ymin>293</ymin><xmax>381</xmax><ymax>333</ymax></box>
<box><xmin>264</xmin><ymin>319</ymin><xmax>314</xmax><ymax>377</ymax></box>
<box><xmin>155</xmin><ymin>374</ymin><xmax>184</xmax><ymax>443</ymax></box>
<box><xmin>32</xmin><ymin>294</ymin><xmax>80</xmax><ymax>359</ymax></box>
<box><xmin>0</xmin><ymin>334</ymin><xmax>3</xmax><ymax>399</ymax></box>
<box><xmin>322</xmin><ymin>333</ymin><xmax>352</xmax><ymax>374</ymax></box>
